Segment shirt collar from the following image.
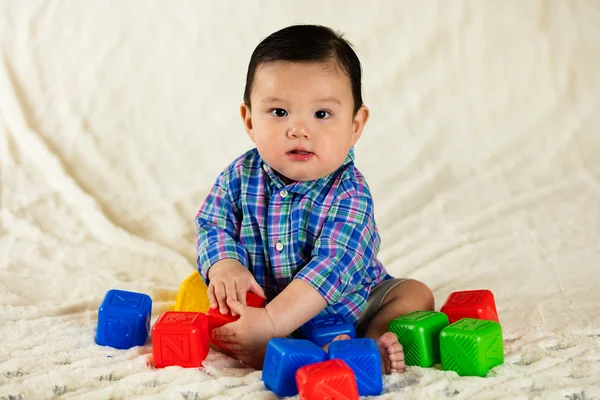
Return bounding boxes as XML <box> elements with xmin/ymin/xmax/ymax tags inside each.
<box><xmin>261</xmin><ymin>147</ymin><xmax>355</xmax><ymax>195</ymax></box>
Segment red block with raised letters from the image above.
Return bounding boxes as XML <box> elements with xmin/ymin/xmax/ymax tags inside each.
<box><xmin>296</xmin><ymin>359</ymin><xmax>359</xmax><ymax>400</ymax></box>
<box><xmin>440</xmin><ymin>289</ymin><xmax>499</xmax><ymax>324</ymax></box>
<box><xmin>207</xmin><ymin>291</ymin><xmax>266</xmax><ymax>350</ymax></box>
<box><xmin>151</xmin><ymin>311</ymin><xmax>209</xmax><ymax>368</ymax></box>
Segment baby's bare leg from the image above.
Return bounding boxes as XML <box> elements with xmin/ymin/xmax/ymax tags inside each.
<box><xmin>364</xmin><ymin>279</ymin><xmax>434</xmax><ymax>374</ymax></box>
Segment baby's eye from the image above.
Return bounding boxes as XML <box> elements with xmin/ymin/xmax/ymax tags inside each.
<box><xmin>315</xmin><ymin>110</ymin><xmax>331</xmax><ymax>119</ymax></box>
<box><xmin>270</xmin><ymin>108</ymin><xmax>288</xmax><ymax>117</ymax></box>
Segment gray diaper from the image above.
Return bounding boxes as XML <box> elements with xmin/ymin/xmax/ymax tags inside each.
<box><xmin>354</xmin><ymin>278</ymin><xmax>407</xmax><ymax>337</ymax></box>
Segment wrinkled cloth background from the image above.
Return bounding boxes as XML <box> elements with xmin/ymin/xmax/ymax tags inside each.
<box><xmin>1</xmin><ymin>1</ymin><xmax>599</xmax><ymax>399</ymax></box>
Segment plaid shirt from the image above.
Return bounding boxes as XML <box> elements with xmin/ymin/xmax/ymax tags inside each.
<box><xmin>195</xmin><ymin>148</ymin><xmax>391</xmax><ymax>325</ymax></box>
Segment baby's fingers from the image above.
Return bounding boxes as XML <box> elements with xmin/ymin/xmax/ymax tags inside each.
<box><xmin>224</xmin><ymin>281</ymin><xmax>237</xmax><ymax>315</ymax></box>
<box><xmin>249</xmin><ymin>279</ymin><xmax>266</xmax><ymax>300</ymax></box>
<box><xmin>236</xmin><ymin>283</ymin><xmax>247</xmax><ymax>308</ymax></box>
<box><xmin>214</xmin><ymin>281</ymin><xmax>229</xmax><ymax>315</ymax></box>
<box><xmin>207</xmin><ymin>283</ymin><xmax>217</xmax><ymax>309</ymax></box>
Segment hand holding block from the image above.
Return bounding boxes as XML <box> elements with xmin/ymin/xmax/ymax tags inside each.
<box><xmin>207</xmin><ymin>291</ymin><xmax>266</xmax><ymax>350</ymax></box>
<box><xmin>440</xmin><ymin>318</ymin><xmax>504</xmax><ymax>377</ymax></box>
<box><xmin>296</xmin><ymin>359</ymin><xmax>359</xmax><ymax>400</ymax></box>
<box><xmin>388</xmin><ymin>310</ymin><xmax>449</xmax><ymax>367</ymax></box>
<box><xmin>440</xmin><ymin>289</ymin><xmax>499</xmax><ymax>324</ymax></box>
<box><xmin>174</xmin><ymin>271</ymin><xmax>210</xmax><ymax>313</ymax></box>
<box><xmin>327</xmin><ymin>338</ymin><xmax>382</xmax><ymax>396</ymax></box>
<box><xmin>151</xmin><ymin>311</ymin><xmax>209</xmax><ymax>368</ymax></box>
<box><xmin>262</xmin><ymin>339</ymin><xmax>327</xmax><ymax>397</ymax></box>
<box><xmin>300</xmin><ymin>314</ymin><xmax>356</xmax><ymax>347</ymax></box>
<box><xmin>96</xmin><ymin>289</ymin><xmax>152</xmax><ymax>350</ymax></box>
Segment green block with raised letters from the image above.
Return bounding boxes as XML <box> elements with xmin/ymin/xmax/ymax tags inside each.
<box><xmin>388</xmin><ymin>310</ymin><xmax>449</xmax><ymax>368</ymax></box>
<box><xmin>440</xmin><ymin>318</ymin><xmax>504</xmax><ymax>377</ymax></box>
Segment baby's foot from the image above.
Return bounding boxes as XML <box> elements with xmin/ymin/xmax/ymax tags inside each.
<box><xmin>322</xmin><ymin>334</ymin><xmax>352</xmax><ymax>352</ymax></box>
<box><xmin>377</xmin><ymin>332</ymin><xmax>405</xmax><ymax>374</ymax></box>
<box><xmin>238</xmin><ymin>347</ymin><xmax>267</xmax><ymax>370</ymax></box>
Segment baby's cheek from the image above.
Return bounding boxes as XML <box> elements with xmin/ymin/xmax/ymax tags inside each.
<box><xmin>331</xmin><ymin>146</ymin><xmax>350</xmax><ymax>166</ymax></box>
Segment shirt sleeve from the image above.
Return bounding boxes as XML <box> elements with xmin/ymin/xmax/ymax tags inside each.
<box><xmin>294</xmin><ymin>195</ymin><xmax>380</xmax><ymax>305</ymax></box>
<box><xmin>195</xmin><ymin>172</ymin><xmax>248</xmax><ymax>284</ymax></box>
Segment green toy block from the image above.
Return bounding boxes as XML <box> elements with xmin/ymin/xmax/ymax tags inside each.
<box><xmin>440</xmin><ymin>318</ymin><xmax>504</xmax><ymax>377</ymax></box>
<box><xmin>388</xmin><ymin>310</ymin><xmax>449</xmax><ymax>367</ymax></box>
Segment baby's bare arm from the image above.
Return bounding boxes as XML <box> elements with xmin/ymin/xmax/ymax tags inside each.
<box><xmin>264</xmin><ymin>279</ymin><xmax>327</xmax><ymax>337</ymax></box>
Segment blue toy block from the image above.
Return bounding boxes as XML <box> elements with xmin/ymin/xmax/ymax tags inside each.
<box><xmin>328</xmin><ymin>338</ymin><xmax>383</xmax><ymax>396</ymax></box>
<box><xmin>300</xmin><ymin>314</ymin><xmax>356</xmax><ymax>347</ymax></box>
<box><xmin>96</xmin><ymin>289</ymin><xmax>152</xmax><ymax>349</ymax></box>
<box><xmin>262</xmin><ymin>338</ymin><xmax>327</xmax><ymax>397</ymax></box>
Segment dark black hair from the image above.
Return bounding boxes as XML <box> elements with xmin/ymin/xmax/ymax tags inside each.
<box><xmin>243</xmin><ymin>24</ymin><xmax>364</xmax><ymax>115</ymax></box>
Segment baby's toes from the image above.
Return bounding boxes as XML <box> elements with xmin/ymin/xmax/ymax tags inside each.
<box><xmin>387</xmin><ymin>342</ymin><xmax>404</xmax><ymax>357</ymax></box>
<box><xmin>391</xmin><ymin>359</ymin><xmax>406</xmax><ymax>373</ymax></box>
<box><xmin>377</xmin><ymin>332</ymin><xmax>400</xmax><ymax>374</ymax></box>
<box><xmin>377</xmin><ymin>332</ymin><xmax>399</xmax><ymax>350</ymax></box>
<box><xmin>387</xmin><ymin>343</ymin><xmax>405</xmax><ymax>373</ymax></box>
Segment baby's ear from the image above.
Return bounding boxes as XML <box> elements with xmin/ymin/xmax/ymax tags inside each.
<box><xmin>351</xmin><ymin>105</ymin><xmax>370</xmax><ymax>145</ymax></box>
<box><xmin>240</xmin><ymin>103</ymin><xmax>254</xmax><ymax>141</ymax></box>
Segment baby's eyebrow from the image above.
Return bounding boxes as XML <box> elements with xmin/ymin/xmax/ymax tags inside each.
<box><xmin>261</xmin><ymin>96</ymin><xmax>284</xmax><ymax>104</ymax></box>
<box><xmin>315</xmin><ymin>96</ymin><xmax>342</xmax><ymax>105</ymax></box>
<box><xmin>260</xmin><ymin>96</ymin><xmax>342</xmax><ymax>105</ymax></box>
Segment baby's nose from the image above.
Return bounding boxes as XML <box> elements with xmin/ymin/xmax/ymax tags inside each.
<box><xmin>287</xmin><ymin>120</ymin><xmax>310</xmax><ymax>139</ymax></box>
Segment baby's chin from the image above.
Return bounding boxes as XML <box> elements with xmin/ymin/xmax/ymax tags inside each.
<box><xmin>278</xmin><ymin>167</ymin><xmax>338</xmax><ymax>183</ymax></box>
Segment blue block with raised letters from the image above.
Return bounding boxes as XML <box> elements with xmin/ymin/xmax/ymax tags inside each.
<box><xmin>95</xmin><ymin>289</ymin><xmax>152</xmax><ymax>349</ymax></box>
<box><xmin>262</xmin><ymin>338</ymin><xmax>327</xmax><ymax>397</ymax></box>
<box><xmin>328</xmin><ymin>338</ymin><xmax>383</xmax><ymax>396</ymax></box>
<box><xmin>300</xmin><ymin>314</ymin><xmax>356</xmax><ymax>346</ymax></box>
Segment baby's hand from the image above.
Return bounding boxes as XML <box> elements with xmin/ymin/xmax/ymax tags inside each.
<box><xmin>207</xmin><ymin>259</ymin><xmax>266</xmax><ymax>316</ymax></box>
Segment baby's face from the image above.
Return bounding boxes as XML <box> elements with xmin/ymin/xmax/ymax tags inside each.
<box><xmin>242</xmin><ymin>61</ymin><xmax>369</xmax><ymax>183</ymax></box>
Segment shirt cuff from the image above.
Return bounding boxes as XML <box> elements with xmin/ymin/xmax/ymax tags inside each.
<box><xmin>294</xmin><ymin>256</ymin><xmax>349</xmax><ymax>306</ymax></box>
<box><xmin>197</xmin><ymin>239</ymin><xmax>248</xmax><ymax>284</ymax></box>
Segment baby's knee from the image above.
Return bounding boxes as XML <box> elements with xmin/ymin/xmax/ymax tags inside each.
<box><xmin>417</xmin><ymin>280</ymin><xmax>435</xmax><ymax>310</ymax></box>
<box><xmin>394</xmin><ymin>279</ymin><xmax>435</xmax><ymax>310</ymax></box>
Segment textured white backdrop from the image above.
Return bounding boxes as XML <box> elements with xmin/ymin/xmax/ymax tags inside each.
<box><xmin>1</xmin><ymin>1</ymin><xmax>600</xmax><ymax>399</ymax></box>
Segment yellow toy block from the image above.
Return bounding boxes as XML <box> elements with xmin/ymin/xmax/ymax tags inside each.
<box><xmin>174</xmin><ymin>271</ymin><xmax>210</xmax><ymax>313</ymax></box>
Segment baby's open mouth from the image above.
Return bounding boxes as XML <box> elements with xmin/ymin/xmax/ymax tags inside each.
<box><xmin>286</xmin><ymin>149</ymin><xmax>315</xmax><ymax>161</ymax></box>
<box><xmin>288</xmin><ymin>150</ymin><xmax>312</xmax><ymax>155</ymax></box>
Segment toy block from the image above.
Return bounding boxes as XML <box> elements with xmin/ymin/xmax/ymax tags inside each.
<box><xmin>96</xmin><ymin>289</ymin><xmax>152</xmax><ymax>349</ymax></box>
<box><xmin>296</xmin><ymin>359</ymin><xmax>359</xmax><ymax>400</ymax></box>
<box><xmin>327</xmin><ymin>338</ymin><xmax>382</xmax><ymax>396</ymax></box>
<box><xmin>174</xmin><ymin>271</ymin><xmax>210</xmax><ymax>313</ymax></box>
<box><xmin>388</xmin><ymin>310</ymin><xmax>449</xmax><ymax>367</ymax></box>
<box><xmin>151</xmin><ymin>311</ymin><xmax>209</xmax><ymax>368</ymax></box>
<box><xmin>245</xmin><ymin>291</ymin><xmax>268</xmax><ymax>308</ymax></box>
<box><xmin>262</xmin><ymin>338</ymin><xmax>327</xmax><ymax>397</ymax></box>
<box><xmin>300</xmin><ymin>314</ymin><xmax>356</xmax><ymax>347</ymax></box>
<box><xmin>206</xmin><ymin>291</ymin><xmax>266</xmax><ymax>350</ymax></box>
<box><xmin>440</xmin><ymin>289</ymin><xmax>499</xmax><ymax>324</ymax></box>
<box><xmin>440</xmin><ymin>318</ymin><xmax>504</xmax><ymax>377</ymax></box>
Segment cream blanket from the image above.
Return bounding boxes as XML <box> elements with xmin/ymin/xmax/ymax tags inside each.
<box><xmin>1</xmin><ymin>1</ymin><xmax>599</xmax><ymax>398</ymax></box>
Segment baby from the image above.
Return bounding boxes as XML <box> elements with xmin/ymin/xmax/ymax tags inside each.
<box><xmin>195</xmin><ymin>24</ymin><xmax>434</xmax><ymax>373</ymax></box>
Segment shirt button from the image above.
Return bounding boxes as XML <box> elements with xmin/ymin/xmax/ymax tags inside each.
<box><xmin>275</xmin><ymin>242</ymin><xmax>284</xmax><ymax>251</ymax></box>
<box><xmin>262</xmin><ymin>164</ymin><xmax>270</xmax><ymax>172</ymax></box>
<box><xmin>280</xmin><ymin>190</ymin><xmax>288</xmax><ymax>198</ymax></box>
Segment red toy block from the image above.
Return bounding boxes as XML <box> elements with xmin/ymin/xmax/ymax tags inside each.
<box><xmin>296</xmin><ymin>359</ymin><xmax>359</xmax><ymax>400</ymax></box>
<box><xmin>151</xmin><ymin>311</ymin><xmax>209</xmax><ymax>368</ymax></box>
<box><xmin>207</xmin><ymin>291</ymin><xmax>266</xmax><ymax>350</ymax></box>
<box><xmin>246</xmin><ymin>291</ymin><xmax>267</xmax><ymax>308</ymax></box>
<box><xmin>440</xmin><ymin>290</ymin><xmax>499</xmax><ymax>324</ymax></box>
